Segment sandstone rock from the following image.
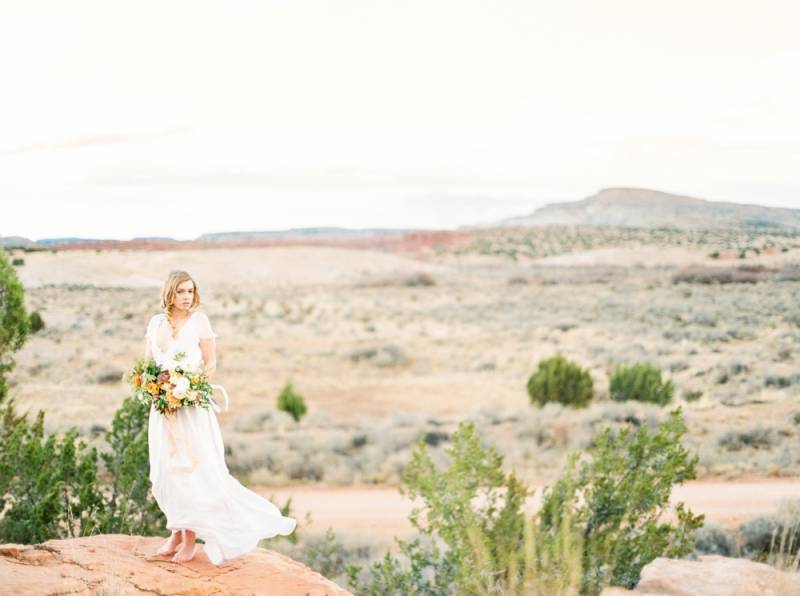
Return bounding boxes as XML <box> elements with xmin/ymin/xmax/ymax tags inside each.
<box><xmin>0</xmin><ymin>534</ymin><xmax>352</xmax><ymax>596</ymax></box>
<box><xmin>599</xmin><ymin>555</ymin><xmax>800</xmax><ymax>596</ymax></box>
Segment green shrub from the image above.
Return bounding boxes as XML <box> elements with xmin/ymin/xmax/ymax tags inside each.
<box><xmin>29</xmin><ymin>311</ymin><xmax>45</xmax><ymax>334</ymax></box>
<box><xmin>277</xmin><ymin>382</ymin><xmax>307</xmax><ymax>422</ymax></box>
<box><xmin>739</xmin><ymin>499</ymin><xmax>800</xmax><ymax>561</ymax></box>
<box><xmin>717</xmin><ymin>426</ymin><xmax>780</xmax><ymax>452</ymax></box>
<box><xmin>93</xmin><ymin>395</ymin><xmax>166</xmax><ymax>536</ymax></box>
<box><xmin>348</xmin><ymin>419</ymin><xmax>531</xmax><ymax>594</ymax></box>
<box><xmin>347</xmin><ymin>535</ymin><xmax>458</xmax><ymax>595</ymax></box>
<box><xmin>0</xmin><ymin>250</ymin><xmax>30</xmax><ymax>403</ymax></box>
<box><xmin>349</xmin><ymin>410</ymin><xmax>701</xmax><ymax>595</ymax></box>
<box><xmin>0</xmin><ymin>398</ymin><xmax>106</xmax><ymax>542</ymax></box>
<box><xmin>527</xmin><ymin>353</ymin><xmax>594</xmax><ymax>408</ymax></box>
<box><xmin>0</xmin><ymin>394</ymin><xmax>170</xmax><ymax>543</ymax></box>
<box><xmin>692</xmin><ymin>522</ymin><xmax>737</xmax><ymax>557</ymax></box>
<box><xmin>0</xmin><ymin>249</ymin><xmax>170</xmax><ymax>543</ymax></box>
<box><xmin>684</xmin><ymin>390</ymin><xmax>703</xmax><ymax>402</ymax></box>
<box><xmin>539</xmin><ymin>408</ymin><xmax>704</xmax><ymax>594</ymax></box>
<box><xmin>609</xmin><ymin>362</ymin><xmax>674</xmax><ymax>406</ymax></box>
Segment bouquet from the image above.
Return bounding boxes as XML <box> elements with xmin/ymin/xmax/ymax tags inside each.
<box><xmin>123</xmin><ymin>351</ymin><xmax>216</xmax><ymax>416</ymax></box>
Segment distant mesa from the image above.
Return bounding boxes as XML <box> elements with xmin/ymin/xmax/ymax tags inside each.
<box><xmin>499</xmin><ymin>188</ymin><xmax>800</xmax><ymax>230</ymax></box>
<box><xmin>198</xmin><ymin>227</ymin><xmax>412</xmax><ymax>241</ymax></box>
<box><xmin>0</xmin><ymin>226</ymin><xmax>433</xmax><ymax>252</ymax></box>
<box><xmin>4</xmin><ymin>189</ymin><xmax>797</xmax><ymax>252</ymax></box>
<box><xmin>0</xmin><ymin>236</ymin><xmax>35</xmax><ymax>248</ymax></box>
<box><xmin>129</xmin><ymin>236</ymin><xmax>180</xmax><ymax>242</ymax></box>
<box><xmin>35</xmin><ymin>237</ymin><xmax>125</xmax><ymax>245</ymax></box>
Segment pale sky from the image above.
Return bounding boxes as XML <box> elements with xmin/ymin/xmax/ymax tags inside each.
<box><xmin>1</xmin><ymin>0</ymin><xmax>798</xmax><ymax>241</ymax></box>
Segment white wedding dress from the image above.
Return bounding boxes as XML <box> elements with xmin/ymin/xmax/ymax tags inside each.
<box><xmin>145</xmin><ymin>311</ymin><xmax>296</xmax><ymax>565</ymax></box>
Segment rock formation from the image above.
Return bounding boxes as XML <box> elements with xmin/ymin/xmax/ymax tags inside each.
<box><xmin>0</xmin><ymin>534</ymin><xmax>352</xmax><ymax>595</ymax></box>
<box><xmin>600</xmin><ymin>554</ymin><xmax>800</xmax><ymax>595</ymax></box>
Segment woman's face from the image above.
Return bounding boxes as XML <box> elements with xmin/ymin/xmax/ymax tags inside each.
<box><xmin>172</xmin><ymin>280</ymin><xmax>195</xmax><ymax>312</ymax></box>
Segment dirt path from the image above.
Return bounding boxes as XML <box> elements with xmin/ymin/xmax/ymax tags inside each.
<box><xmin>262</xmin><ymin>477</ymin><xmax>800</xmax><ymax>544</ymax></box>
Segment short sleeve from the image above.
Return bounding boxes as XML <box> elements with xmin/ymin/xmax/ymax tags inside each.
<box><xmin>196</xmin><ymin>312</ymin><xmax>217</xmax><ymax>339</ymax></box>
<box><xmin>145</xmin><ymin>315</ymin><xmax>157</xmax><ymax>338</ymax></box>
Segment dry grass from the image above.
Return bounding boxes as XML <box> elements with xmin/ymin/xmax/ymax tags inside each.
<box><xmin>4</xmin><ymin>234</ymin><xmax>800</xmax><ymax>488</ymax></box>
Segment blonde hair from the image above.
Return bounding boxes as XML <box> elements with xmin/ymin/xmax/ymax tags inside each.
<box><xmin>160</xmin><ymin>270</ymin><xmax>201</xmax><ymax>338</ymax></box>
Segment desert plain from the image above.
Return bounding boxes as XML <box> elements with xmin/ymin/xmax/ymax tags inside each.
<box><xmin>6</xmin><ymin>225</ymin><xmax>800</xmax><ymax>563</ymax></box>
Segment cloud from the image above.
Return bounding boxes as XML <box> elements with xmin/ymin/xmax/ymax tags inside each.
<box><xmin>83</xmin><ymin>167</ymin><xmax>549</xmax><ymax>191</ymax></box>
<box><xmin>0</xmin><ymin>127</ymin><xmax>191</xmax><ymax>156</ymax></box>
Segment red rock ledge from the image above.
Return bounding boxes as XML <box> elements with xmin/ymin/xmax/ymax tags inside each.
<box><xmin>0</xmin><ymin>534</ymin><xmax>352</xmax><ymax>596</ymax></box>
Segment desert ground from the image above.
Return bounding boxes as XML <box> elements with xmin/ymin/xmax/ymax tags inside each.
<box><xmin>6</xmin><ymin>226</ymin><xmax>800</xmax><ymax>558</ymax></box>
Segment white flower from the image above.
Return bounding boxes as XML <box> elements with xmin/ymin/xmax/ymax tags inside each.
<box><xmin>173</xmin><ymin>376</ymin><xmax>191</xmax><ymax>396</ymax></box>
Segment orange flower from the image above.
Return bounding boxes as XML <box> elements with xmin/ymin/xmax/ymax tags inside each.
<box><xmin>146</xmin><ymin>381</ymin><xmax>159</xmax><ymax>395</ymax></box>
<box><xmin>166</xmin><ymin>391</ymin><xmax>182</xmax><ymax>410</ymax></box>
<box><xmin>132</xmin><ymin>375</ymin><xmax>143</xmax><ymax>388</ymax></box>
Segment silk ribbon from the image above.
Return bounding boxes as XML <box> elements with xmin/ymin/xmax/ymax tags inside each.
<box><xmin>209</xmin><ymin>383</ymin><xmax>230</xmax><ymax>413</ymax></box>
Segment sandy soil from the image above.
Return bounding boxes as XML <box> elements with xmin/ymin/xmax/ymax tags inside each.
<box><xmin>265</xmin><ymin>478</ymin><xmax>800</xmax><ymax>545</ymax></box>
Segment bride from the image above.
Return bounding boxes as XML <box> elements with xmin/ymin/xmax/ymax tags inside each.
<box><xmin>144</xmin><ymin>270</ymin><xmax>297</xmax><ymax>565</ymax></box>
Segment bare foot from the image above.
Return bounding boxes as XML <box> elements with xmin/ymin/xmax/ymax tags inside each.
<box><xmin>155</xmin><ymin>530</ymin><xmax>182</xmax><ymax>556</ymax></box>
<box><xmin>170</xmin><ymin>541</ymin><xmax>197</xmax><ymax>563</ymax></box>
<box><xmin>170</xmin><ymin>529</ymin><xmax>197</xmax><ymax>563</ymax></box>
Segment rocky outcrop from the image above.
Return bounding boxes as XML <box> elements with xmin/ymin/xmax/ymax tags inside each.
<box><xmin>600</xmin><ymin>555</ymin><xmax>800</xmax><ymax>595</ymax></box>
<box><xmin>0</xmin><ymin>534</ymin><xmax>352</xmax><ymax>596</ymax></box>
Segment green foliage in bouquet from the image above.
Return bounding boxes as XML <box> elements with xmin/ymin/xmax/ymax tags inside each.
<box><xmin>527</xmin><ymin>353</ymin><xmax>594</xmax><ymax>408</ymax></box>
<box><xmin>277</xmin><ymin>381</ymin><xmax>307</xmax><ymax>422</ymax></box>
<box><xmin>123</xmin><ymin>352</ymin><xmax>216</xmax><ymax>415</ymax></box>
<box><xmin>609</xmin><ymin>361</ymin><xmax>674</xmax><ymax>406</ymax></box>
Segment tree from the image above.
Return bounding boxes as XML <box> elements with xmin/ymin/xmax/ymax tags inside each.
<box><xmin>277</xmin><ymin>382</ymin><xmax>307</xmax><ymax>422</ymax></box>
<box><xmin>0</xmin><ymin>249</ymin><xmax>30</xmax><ymax>403</ymax></box>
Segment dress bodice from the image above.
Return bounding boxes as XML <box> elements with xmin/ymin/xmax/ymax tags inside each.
<box><xmin>146</xmin><ymin>311</ymin><xmax>217</xmax><ymax>370</ymax></box>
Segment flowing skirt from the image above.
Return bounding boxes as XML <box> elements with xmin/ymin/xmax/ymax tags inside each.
<box><xmin>147</xmin><ymin>402</ymin><xmax>296</xmax><ymax>565</ymax></box>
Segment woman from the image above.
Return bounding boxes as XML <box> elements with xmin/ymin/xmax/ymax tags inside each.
<box><xmin>145</xmin><ymin>270</ymin><xmax>297</xmax><ymax>565</ymax></box>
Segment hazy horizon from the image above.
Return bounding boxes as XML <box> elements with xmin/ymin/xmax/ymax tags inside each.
<box><xmin>3</xmin><ymin>186</ymin><xmax>800</xmax><ymax>243</ymax></box>
<box><xmin>2</xmin><ymin>1</ymin><xmax>798</xmax><ymax>241</ymax></box>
